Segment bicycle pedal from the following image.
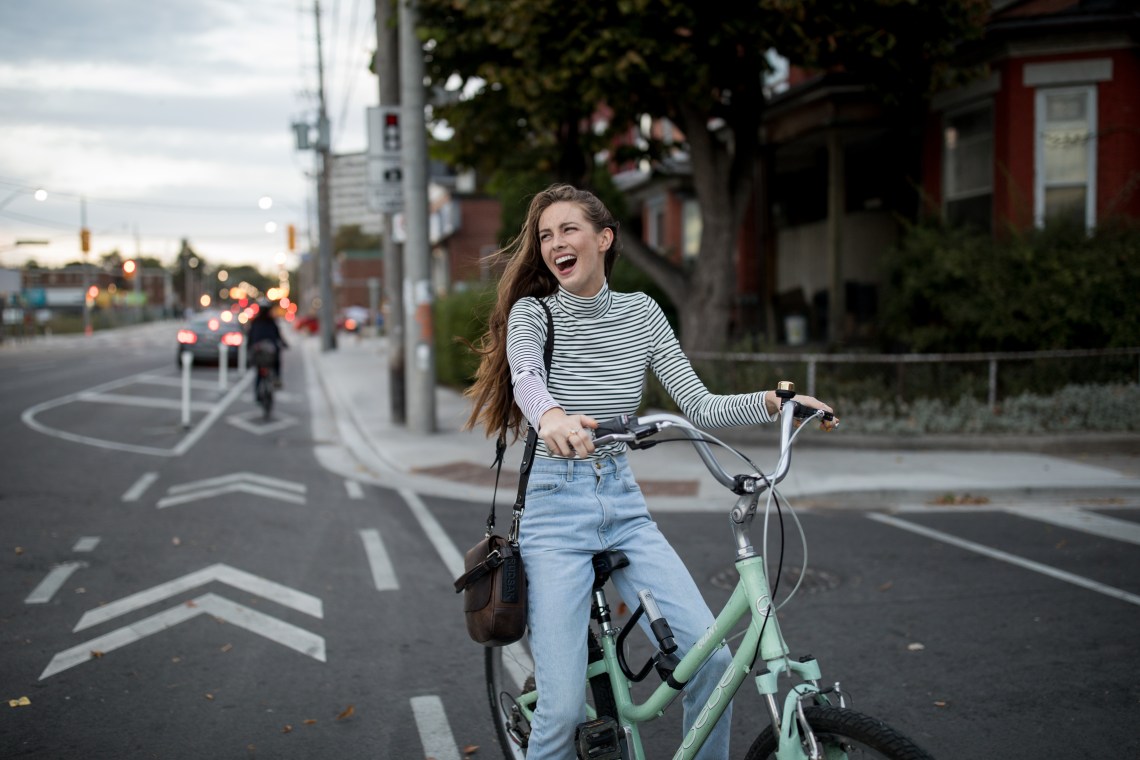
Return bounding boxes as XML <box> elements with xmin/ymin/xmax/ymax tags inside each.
<box><xmin>574</xmin><ymin>716</ymin><xmax>622</xmax><ymax>760</ymax></box>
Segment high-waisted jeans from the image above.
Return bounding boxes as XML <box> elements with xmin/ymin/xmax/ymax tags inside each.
<box><xmin>519</xmin><ymin>453</ymin><xmax>732</xmax><ymax>760</ymax></box>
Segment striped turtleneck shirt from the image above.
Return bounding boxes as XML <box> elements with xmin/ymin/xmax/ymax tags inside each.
<box><xmin>506</xmin><ymin>283</ymin><xmax>774</xmax><ymax>458</ymax></box>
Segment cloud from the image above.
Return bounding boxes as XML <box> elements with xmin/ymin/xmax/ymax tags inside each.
<box><xmin>0</xmin><ymin>0</ymin><xmax>378</xmax><ymax>271</ymax></box>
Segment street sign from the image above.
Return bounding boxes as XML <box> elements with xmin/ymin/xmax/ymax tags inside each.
<box><xmin>367</xmin><ymin>106</ymin><xmax>404</xmax><ymax>213</ymax></box>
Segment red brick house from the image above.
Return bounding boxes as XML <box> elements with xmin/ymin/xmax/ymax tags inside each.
<box><xmin>922</xmin><ymin>0</ymin><xmax>1140</xmax><ymax>232</ymax></box>
<box><xmin>615</xmin><ymin>0</ymin><xmax>1140</xmax><ymax>345</ymax></box>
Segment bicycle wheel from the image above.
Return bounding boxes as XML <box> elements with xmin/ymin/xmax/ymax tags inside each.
<box><xmin>744</xmin><ymin>706</ymin><xmax>934</xmax><ymax>760</ymax></box>
<box><xmin>486</xmin><ymin>645</ymin><xmax>532</xmax><ymax>760</ymax></box>
<box><xmin>257</xmin><ymin>375</ymin><xmax>273</xmax><ymax>420</ymax></box>
<box><xmin>486</xmin><ymin>636</ymin><xmax>620</xmax><ymax>760</ymax></box>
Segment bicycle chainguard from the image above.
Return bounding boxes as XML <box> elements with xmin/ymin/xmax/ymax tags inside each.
<box><xmin>574</xmin><ymin>716</ymin><xmax>622</xmax><ymax>759</ymax></box>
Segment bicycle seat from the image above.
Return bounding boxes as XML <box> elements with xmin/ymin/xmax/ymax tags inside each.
<box><xmin>591</xmin><ymin>550</ymin><xmax>629</xmax><ymax>591</ymax></box>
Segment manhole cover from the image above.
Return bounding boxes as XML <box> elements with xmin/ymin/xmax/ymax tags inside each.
<box><xmin>710</xmin><ymin>565</ymin><xmax>840</xmax><ymax>593</ymax></box>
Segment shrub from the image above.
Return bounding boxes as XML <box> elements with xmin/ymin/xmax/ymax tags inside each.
<box><xmin>433</xmin><ymin>283</ymin><xmax>497</xmax><ymax>388</ymax></box>
<box><xmin>878</xmin><ymin>219</ymin><xmax>1140</xmax><ymax>352</ymax></box>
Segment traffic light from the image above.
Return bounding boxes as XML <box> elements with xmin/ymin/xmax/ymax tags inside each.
<box><xmin>383</xmin><ymin>111</ymin><xmax>400</xmax><ymax>152</ymax></box>
<box><xmin>123</xmin><ymin>259</ymin><xmax>137</xmax><ymax>278</ymax></box>
<box><xmin>287</xmin><ymin>224</ymin><xmax>296</xmax><ymax>252</ymax></box>
<box><xmin>80</xmin><ymin>228</ymin><xmax>91</xmax><ymax>253</ymax></box>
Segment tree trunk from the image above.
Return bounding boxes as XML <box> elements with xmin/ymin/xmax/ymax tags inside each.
<box><xmin>673</xmin><ymin>103</ymin><xmax>757</xmax><ymax>354</ymax></box>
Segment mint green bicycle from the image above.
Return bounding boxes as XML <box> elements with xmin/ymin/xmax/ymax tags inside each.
<box><xmin>486</xmin><ymin>383</ymin><xmax>934</xmax><ymax>760</ymax></box>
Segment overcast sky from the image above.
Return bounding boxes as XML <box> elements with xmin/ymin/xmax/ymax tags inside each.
<box><xmin>0</xmin><ymin>0</ymin><xmax>380</xmax><ymax>272</ymax></box>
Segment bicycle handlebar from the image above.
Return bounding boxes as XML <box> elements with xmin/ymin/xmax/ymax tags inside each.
<box><xmin>592</xmin><ymin>401</ymin><xmax>834</xmax><ymax>494</ymax></box>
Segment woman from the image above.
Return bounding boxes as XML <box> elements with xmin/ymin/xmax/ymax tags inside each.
<box><xmin>464</xmin><ymin>184</ymin><xmax>835</xmax><ymax>759</ymax></box>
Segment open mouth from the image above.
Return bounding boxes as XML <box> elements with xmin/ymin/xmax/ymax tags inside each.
<box><xmin>555</xmin><ymin>254</ymin><xmax>577</xmax><ymax>273</ymax></box>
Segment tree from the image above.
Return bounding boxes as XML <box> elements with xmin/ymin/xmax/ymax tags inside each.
<box><xmin>420</xmin><ymin>0</ymin><xmax>987</xmax><ymax>350</ymax></box>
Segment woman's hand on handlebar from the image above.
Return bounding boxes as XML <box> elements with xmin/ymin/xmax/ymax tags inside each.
<box><xmin>772</xmin><ymin>392</ymin><xmax>839</xmax><ymax>432</ymax></box>
<box><xmin>539</xmin><ymin>409</ymin><xmax>598</xmax><ymax>458</ymax></box>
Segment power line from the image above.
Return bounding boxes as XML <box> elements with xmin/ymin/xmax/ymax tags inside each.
<box><xmin>0</xmin><ymin>176</ymin><xmax>304</xmax><ymax>215</ymax></box>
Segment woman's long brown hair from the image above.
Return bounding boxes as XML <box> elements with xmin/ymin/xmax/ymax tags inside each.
<box><xmin>463</xmin><ymin>184</ymin><xmax>619</xmax><ymax>441</ymax></box>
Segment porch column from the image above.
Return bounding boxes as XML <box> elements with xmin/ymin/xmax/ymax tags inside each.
<box><xmin>827</xmin><ymin>130</ymin><xmax>845</xmax><ymax>345</ymax></box>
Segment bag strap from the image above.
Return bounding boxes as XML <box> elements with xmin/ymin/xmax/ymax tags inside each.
<box><xmin>484</xmin><ymin>298</ymin><xmax>554</xmax><ymax>540</ymax></box>
<box><xmin>453</xmin><ymin>536</ymin><xmax>514</xmax><ymax>593</ymax></box>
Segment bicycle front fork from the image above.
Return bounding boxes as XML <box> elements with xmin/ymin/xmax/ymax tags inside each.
<box><xmin>755</xmin><ymin>656</ymin><xmax>847</xmax><ymax>760</ymax></box>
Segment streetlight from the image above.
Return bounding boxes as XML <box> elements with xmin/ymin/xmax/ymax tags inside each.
<box><xmin>0</xmin><ymin>186</ymin><xmax>46</xmax><ymax>213</ymax></box>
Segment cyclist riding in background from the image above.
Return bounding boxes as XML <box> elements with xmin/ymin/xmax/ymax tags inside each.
<box><xmin>246</xmin><ymin>301</ymin><xmax>287</xmax><ymax>388</ymax></box>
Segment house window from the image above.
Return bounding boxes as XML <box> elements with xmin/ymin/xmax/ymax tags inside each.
<box><xmin>1035</xmin><ymin>86</ymin><xmax>1096</xmax><ymax>229</ymax></box>
<box><xmin>943</xmin><ymin>104</ymin><xmax>993</xmax><ymax>231</ymax></box>
<box><xmin>645</xmin><ymin>196</ymin><xmax>666</xmax><ymax>253</ymax></box>
<box><xmin>682</xmin><ymin>199</ymin><xmax>701</xmax><ymax>262</ymax></box>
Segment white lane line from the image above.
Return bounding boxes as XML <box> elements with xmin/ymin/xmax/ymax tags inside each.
<box><xmin>157</xmin><ymin>482</ymin><xmax>306</xmax><ymax>508</ymax></box>
<box><xmin>359</xmin><ymin>529</ymin><xmax>398</xmax><ymax>591</ymax></box>
<box><xmin>78</xmin><ymin>392</ymin><xmax>212</xmax><ymax>411</ymax></box>
<box><xmin>20</xmin><ymin>367</ymin><xmax>252</xmax><ymax>457</ymax></box>
<box><xmin>75</xmin><ymin>562</ymin><xmax>323</xmax><ymax>631</ymax></box>
<box><xmin>72</xmin><ymin>537</ymin><xmax>101</xmax><ymax>552</ymax></box>
<box><xmin>345</xmin><ymin>479</ymin><xmax>364</xmax><ymax>499</ymax></box>
<box><xmin>25</xmin><ymin>562</ymin><xmax>87</xmax><ymax>604</ymax></box>
<box><xmin>123</xmin><ymin>472</ymin><xmax>159</xmax><ymax>502</ymax></box>
<box><xmin>398</xmin><ymin>488</ymin><xmax>464</xmax><ymax>581</ymax></box>
<box><xmin>398</xmin><ymin>488</ymin><xmax>534</xmax><ymax>689</ymax></box>
<box><xmin>1004</xmin><ymin>506</ymin><xmax>1140</xmax><ymax>547</ymax></box>
<box><xmin>410</xmin><ymin>696</ymin><xmax>461</xmax><ymax>760</ymax></box>
<box><xmin>41</xmin><ymin>592</ymin><xmax>326</xmax><ymax>679</ymax></box>
<box><xmin>166</xmin><ymin>472</ymin><xmax>306</xmax><ymax>494</ymax></box>
<box><xmin>171</xmin><ymin>373</ymin><xmax>254</xmax><ymax>455</ymax></box>
<box><xmin>136</xmin><ymin>375</ymin><xmax>220</xmax><ymax>390</ymax></box>
<box><xmin>868</xmin><ymin>513</ymin><xmax>1140</xmax><ymax>607</ymax></box>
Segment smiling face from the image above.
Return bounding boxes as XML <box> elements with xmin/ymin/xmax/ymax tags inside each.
<box><xmin>537</xmin><ymin>201</ymin><xmax>614</xmax><ymax>297</ymax></box>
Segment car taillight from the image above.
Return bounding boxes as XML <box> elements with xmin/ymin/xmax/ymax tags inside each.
<box><xmin>222</xmin><ymin>332</ymin><xmax>243</xmax><ymax>347</ymax></box>
<box><xmin>177</xmin><ymin>329</ymin><xmax>198</xmax><ymax>344</ymax></box>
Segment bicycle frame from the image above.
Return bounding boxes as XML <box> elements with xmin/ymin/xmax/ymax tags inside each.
<box><xmin>507</xmin><ymin>405</ymin><xmax>836</xmax><ymax>760</ymax></box>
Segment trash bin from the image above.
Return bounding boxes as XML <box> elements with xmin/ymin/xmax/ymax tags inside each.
<box><xmin>784</xmin><ymin>315</ymin><xmax>807</xmax><ymax>346</ymax></box>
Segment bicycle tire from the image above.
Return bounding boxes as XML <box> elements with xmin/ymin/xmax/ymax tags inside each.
<box><xmin>257</xmin><ymin>375</ymin><xmax>273</xmax><ymax>420</ymax></box>
<box><xmin>486</xmin><ymin>646</ymin><xmax>529</xmax><ymax>760</ymax></box>
<box><xmin>744</xmin><ymin>706</ymin><xmax>934</xmax><ymax>760</ymax></box>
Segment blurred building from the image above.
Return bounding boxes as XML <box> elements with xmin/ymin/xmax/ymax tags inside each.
<box><xmin>608</xmin><ymin>0</ymin><xmax>1139</xmax><ymax>345</ymax></box>
<box><xmin>298</xmin><ymin>154</ymin><xmax>502</xmax><ymax>324</ymax></box>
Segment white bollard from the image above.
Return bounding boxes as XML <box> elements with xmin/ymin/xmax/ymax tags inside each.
<box><xmin>238</xmin><ymin>339</ymin><xmax>247</xmax><ymax>375</ymax></box>
<box><xmin>218</xmin><ymin>342</ymin><xmax>228</xmax><ymax>389</ymax></box>
<box><xmin>181</xmin><ymin>351</ymin><xmax>192</xmax><ymax>429</ymax></box>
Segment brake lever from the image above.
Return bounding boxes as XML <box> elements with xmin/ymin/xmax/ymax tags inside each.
<box><xmin>591</xmin><ymin>416</ymin><xmax>662</xmax><ymax>448</ymax></box>
<box><xmin>791</xmin><ymin>404</ymin><xmax>835</xmax><ymax>423</ymax></box>
<box><xmin>591</xmin><ymin>433</ymin><xmax>633</xmax><ymax>447</ymax></box>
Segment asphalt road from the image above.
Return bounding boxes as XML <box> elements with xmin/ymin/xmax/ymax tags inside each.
<box><xmin>2</xmin><ymin>323</ymin><xmax>1138</xmax><ymax>759</ymax></box>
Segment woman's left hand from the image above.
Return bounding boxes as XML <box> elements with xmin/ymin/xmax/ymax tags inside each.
<box><xmin>794</xmin><ymin>394</ymin><xmax>839</xmax><ymax>431</ymax></box>
<box><xmin>769</xmin><ymin>392</ymin><xmax>839</xmax><ymax>431</ymax></box>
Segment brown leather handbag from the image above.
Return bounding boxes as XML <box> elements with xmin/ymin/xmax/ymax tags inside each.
<box><xmin>453</xmin><ymin>299</ymin><xmax>552</xmax><ymax>646</ymax></box>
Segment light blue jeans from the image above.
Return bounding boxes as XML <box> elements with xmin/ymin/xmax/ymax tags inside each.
<box><xmin>519</xmin><ymin>453</ymin><xmax>732</xmax><ymax>760</ymax></box>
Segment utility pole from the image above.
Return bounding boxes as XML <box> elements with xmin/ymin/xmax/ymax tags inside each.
<box><xmin>399</xmin><ymin>0</ymin><xmax>435</xmax><ymax>433</ymax></box>
<box><xmin>315</xmin><ymin>0</ymin><xmax>337</xmax><ymax>351</ymax></box>
<box><xmin>375</xmin><ymin>0</ymin><xmax>405</xmax><ymax>424</ymax></box>
<box><xmin>80</xmin><ymin>196</ymin><xmax>92</xmax><ymax>335</ymax></box>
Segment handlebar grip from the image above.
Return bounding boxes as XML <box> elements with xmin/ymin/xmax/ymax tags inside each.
<box><xmin>791</xmin><ymin>402</ymin><xmax>834</xmax><ymax>421</ymax></box>
<box><xmin>593</xmin><ymin>414</ymin><xmax>633</xmax><ymax>438</ymax></box>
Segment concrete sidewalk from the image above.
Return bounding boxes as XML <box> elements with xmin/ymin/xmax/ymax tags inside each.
<box><xmin>301</xmin><ymin>332</ymin><xmax>1140</xmax><ymax>512</ymax></box>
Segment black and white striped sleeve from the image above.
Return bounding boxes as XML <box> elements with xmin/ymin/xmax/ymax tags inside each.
<box><xmin>506</xmin><ymin>297</ymin><xmax>561</xmax><ymax>430</ymax></box>
<box><xmin>644</xmin><ymin>297</ymin><xmax>773</xmax><ymax>428</ymax></box>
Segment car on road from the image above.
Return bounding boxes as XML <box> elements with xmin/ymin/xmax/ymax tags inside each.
<box><xmin>293</xmin><ymin>313</ymin><xmax>319</xmax><ymax>335</ymax></box>
<box><xmin>176</xmin><ymin>310</ymin><xmax>243</xmax><ymax>367</ymax></box>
